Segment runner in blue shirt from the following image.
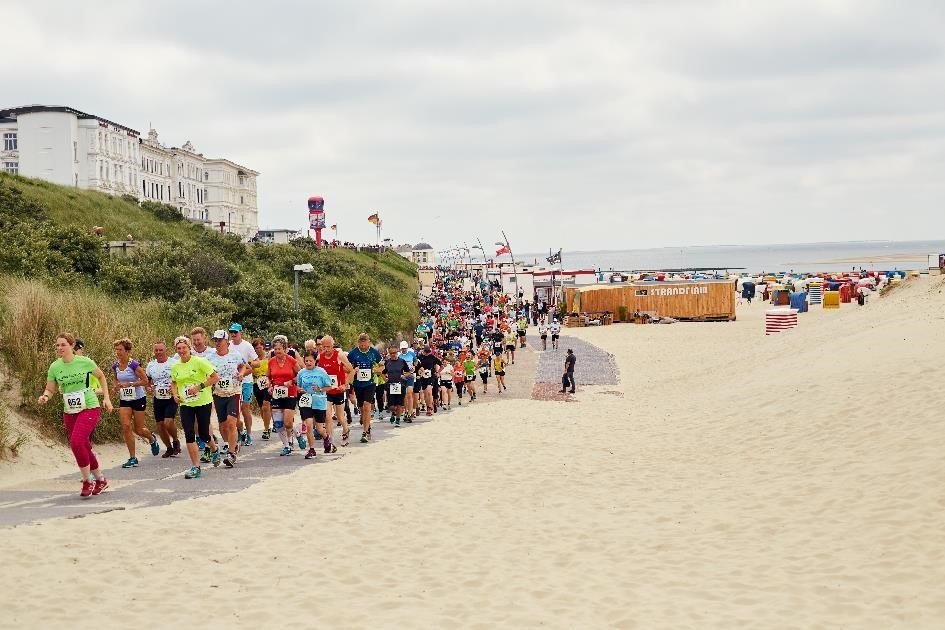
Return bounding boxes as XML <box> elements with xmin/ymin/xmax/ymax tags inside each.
<box><xmin>296</xmin><ymin>353</ymin><xmax>335</xmax><ymax>458</ymax></box>
<box><xmin>347</xmin><ymin>333</ymin><xmax>383</xmax><ymax>443</ymax></box>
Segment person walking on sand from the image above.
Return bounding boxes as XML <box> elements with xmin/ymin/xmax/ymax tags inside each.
<box><xmin>561</xmin><ymin>348</ymin><xmax>576</xmax><ymax>394</ymax></box>
<box><xmin>38</xmin><ymin>332</ymin><xmax>114</xmax><ymax>498</ymax></box>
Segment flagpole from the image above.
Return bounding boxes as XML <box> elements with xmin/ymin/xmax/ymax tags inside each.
<box><xmin>501</xmin><ymin>230</ymin><xmax>520</xmax><ymax>301</ymax></box>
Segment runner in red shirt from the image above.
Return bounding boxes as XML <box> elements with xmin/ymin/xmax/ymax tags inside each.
<box><xmin>267</xmin><ymin>339</ymin><xmax>301</xmax><ymax>456</ymax></box>
<box><xmin>318</xmin><ymin>335</ymin><xmax>354</xmax><ymax>448</ymax></box>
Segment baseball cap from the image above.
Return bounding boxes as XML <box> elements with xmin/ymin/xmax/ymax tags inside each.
<box><xmin>399</xmin><ymin>340</ymin><xmax>409</xmax><ymax>349</ymax></box>
<box><xmin>228</xmin><ymin>323</ymin><xmax>243</xmax><ymax>332</ymax></box>
<box><xmin>212</xmin><ymin>329</ymin><xmax>228</xmax><ymax>340</ymax></box>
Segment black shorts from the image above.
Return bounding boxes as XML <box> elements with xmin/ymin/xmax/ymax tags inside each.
<box><xmin>552</xmin><ymin>334</ymin><xmax>560</xmax><ymax>339</ymax></box>
<box><xmin>153</xmin><ymin>397</ymin><xmax>178</xmax><ymax>420</ymax></box>
<box><xmin>492</xmin><ymin>345</ymin><xmax>503</xmax><ymax>355</ymax></box>
<box><xmin>517</xmin><ymin>330</ymin><xmax>526</xmax><ymax>337</ymax></box>
<box><xmin>387</xmin><ymin>392</ymin><xmax>405</xmax><ymax>407</ymax></box>
<box><xmin>353</xmin><ymin>384</ymin><xmax>375</xmax><ymax>407</ymax></box>
<box><xmin>439</xmin><ymin>380</ymin><xmax>453</xmax><ymax>390</ymax></box>
<box><xmin>412</xmin><ymin>380</ymin><xmax>423</xmax><ymax>393</ymax></box>
<box><xmin>464</xmin><ymin>375</ymin><xmax>475</xmax><ymax>382</ymax></box>
<box><xmin>540</xmin><ymin>334</ymin><xmax>547</xmax><ymax>340</ymax></box>
<box><xmin>418</xmin><ymin>377</ymin><xmax>435</xmax><ymax>390</ymax></box>
<box><xmin>271</xmin><ymin>396</ymin><xmax>298</xmax><ymax>410</ymax></box>
<box><xmin>326</xmin><ymin>392</ymin><xmax>346</xmax><ymax>405</ymax></box>
<box><xmin>253</xmin><ymin>384</ymin><xmax>271</xmax><ymax>404</ymax></box>
<box><xmin>213</xmin><ymin>394</ymin><xmax>240</xmax><ymax>422</ymax></box>
<box><xmin>119</xmin><ymin>396</ymin><xmax>147</xmax><ymax>411</ymax></box>
<box><xmin>479</xmin><ymin>371</ymin><xmax>489</xmax><ymax>383</ymax></box>
<box><xmin>495</xmin><ymin>370</ymin><xmax>505</xmax><ymax>376</ymax></box>
<box><xmin>505</xmin><ymin>344</ymin><xmax>515</xmax><ymax>351</ymax></box>
<box><xmin>299</xmin><ymin>407</ymin><xmax>327</xmax><ymax>421</ymax></box>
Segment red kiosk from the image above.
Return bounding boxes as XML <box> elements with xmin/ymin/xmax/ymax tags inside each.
<box><xmin>307</xmin><ymin>196</ymin><xmax>326</xmax><ymax>248</ymax></box>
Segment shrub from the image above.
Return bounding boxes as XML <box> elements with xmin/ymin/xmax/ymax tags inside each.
<box><xmin>140</xmin><ymin>200</ymin><xmax>185</xmax><ymax>223</ymax></box>
<box><xmin>0</xmin><ymin>399</ymin><xmax>28</xmax><ymax>459</ymax></box>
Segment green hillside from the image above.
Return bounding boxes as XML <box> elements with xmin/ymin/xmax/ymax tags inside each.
<box><xmin>0</xmin><ymin>172</ymin><xmax>418</xmax><ymax>448</ymax></box>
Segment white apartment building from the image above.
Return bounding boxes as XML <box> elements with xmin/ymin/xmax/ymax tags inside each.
<box><xmin>0</xmin><ymin>105</ymin><xmax>259</xmax><ymax>239</ymax></box>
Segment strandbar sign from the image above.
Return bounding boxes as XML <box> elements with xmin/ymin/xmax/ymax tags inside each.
<box><xmin>638</xmin><ymin>284</ymin><xmax>709</xmax><ymax>297</ymax></box>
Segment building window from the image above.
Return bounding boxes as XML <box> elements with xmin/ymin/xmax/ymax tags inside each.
<box><xmin>240</xmin><ymin>195</ymin><xmax>244</xmax><ymax>205</ymax></box>
<box><xmin>2</xmin><ymin>133</ymin><xmax>16</xmax><ymax>151</ymax></box>
<box><xmin>3</xmin><ymin>162</ymin><xmax>18</xmax><ymax>174</ymax></box>
<box><xmin>204</xmin><ymin>171</ymin><xmax>208</xmax><ymax>181</ymax></box>
<box><xmin>73</xmin><ymin>141</ymin><xmax>78</xmax><ymax>162</ymax></box>
<box><xmin>142</xmin><ymin>179</ymin><xmax>146</xmax><ymax>196</ymax></box>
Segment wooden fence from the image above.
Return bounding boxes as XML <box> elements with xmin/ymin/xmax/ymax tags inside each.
<box><xmin>564</xmin><ymin>281</ymin><xmax>736</xmax><ymax>321</ymax></box>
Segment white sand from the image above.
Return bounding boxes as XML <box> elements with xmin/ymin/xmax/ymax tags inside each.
<box><xmin>1</xmin><ymin>277</ymin><xmax>942</xmax><ymax>628</ymax></box>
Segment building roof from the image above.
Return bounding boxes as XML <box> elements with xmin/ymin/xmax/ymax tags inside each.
<box><xmin>413</xmin><ymin>242</ymin><xmax>433</xmax><ymax>250</ymax></box>
<box><xmin>0</xmin><ymin>105</ymin><xmax>139</xmax><ymax>136</ymax></box>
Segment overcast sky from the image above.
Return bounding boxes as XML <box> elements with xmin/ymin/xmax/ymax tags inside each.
<box><xmin>6</xmin><ymin>0</ymin><xmax>944</xmax><ymax>252</ymax></box>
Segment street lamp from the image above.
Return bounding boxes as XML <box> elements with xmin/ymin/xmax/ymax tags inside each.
<box><xmin>495</xmin><ymin>231</ymin><xmax>520</xmax><ymax>299</ymax></box>
<box><xmin>293</xmin><ymin>263</ymin><xmax>314</xmax><ymax>311</ymax></box>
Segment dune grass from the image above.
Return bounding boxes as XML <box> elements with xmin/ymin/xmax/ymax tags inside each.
<box><xmin>0</xmin><ymin>276</ymin><xmax>182</xmax><ymax>441</ymax></box>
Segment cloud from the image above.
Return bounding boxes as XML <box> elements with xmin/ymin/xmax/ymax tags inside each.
<box><xmin>4</xmin><ymin>0</ymin><xmax>945</xmax><ymax>250</ymax></box>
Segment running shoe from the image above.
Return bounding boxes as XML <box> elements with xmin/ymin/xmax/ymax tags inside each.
<box><xmin>389</xmin><ymin>415</ymin><xmax>395</xmax><ymax>424</ymax></box>
<box><xmin>458</xmin><ymin>400</ymin><xmax>462</xmax><ymax>406</ymax></box>
<box><xmin>91</xmin><ymin>477</ymin><xmax>108</xmax><ymax>495</ymax></box>
<box><xmin>211</xmin><ymin>449</ymin><xmax>222</xmax><ymax>467</ymax></box>
<box><xmin>224</xmin><ymin>452</ymin><xmax>236</xmax><ymax>468</ymax></box>
<box><xmin>341</xmin><ymin>429</ymin><xmax>350</xmax><ymax>447</ymax></box>
<box><xmin>395</xmin><ymin>417</ymin><xmax>401</xmax><ymax>427</ymax></box>
<box><xmin>280</xmin><ymin>446</ymin><xmax>291</xmax><ymax>456</ymax></box>
<box><xmin>150</xmin><ymin>435</ymin><xmax>160</xmax><ymax>456</ymax></box>
<box><xmin>360</xmin><ymin>432</ymin><xmax>369</xmax><ymax>443</ymax></box>
<box><xmin>297</xmin><ymin>433</ymin><xmax>307</xmax><ymax>450</ymax></box>
<box><xmin>184</xmin><ymin>466</ymin><xmax>202</xmax><ymax>479</ymax></box>
<box><xmin>323</xmin><ymin>436</ymin><xmax>332</xmax><ymax>453</ymax></box>
<box><xmin>121</xmin><ymin>457</ymin><xmax>139</xmax><ymax>468</ymax></box>
<box><xmin>80</xmin><ymin>480</ymin><xmax>94</xmax><ymax>498</ymax></box>
<box><xmin>200</xmin><ymin>447</ymin><xmax>211</xmax><ymax>463</ymax></box>
<box><xmin>261</xmin><ymin>429</ymin><xmax>271</xmax><ymax>440</ymax></box>
<box><xmin>172</xmin><ymin>439</ymin><xmax>181</xmax><ymax>456</ymax></box>
<box><xmin>245</xmin><ymin>434</ymin><xmax>254</xmax><ymax>446</ymax></box>
<box><xmin>305</xmin><ymin>447</ymin><xmax>316</xmax><ymax>460</ymax></box>
<box><xmin>162</xmin><ymin>448</ymin><xmax>173</xmax><ymax>459</ymax></box>
<box><xmin>197</xmin><ymin>438</ymin><xmax>206</xmax><ymax>451</ymax></box>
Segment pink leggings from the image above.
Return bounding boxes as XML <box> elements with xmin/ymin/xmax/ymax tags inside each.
<box><xmin>64</xmin><ymin>408</ymin><xmax>101</xmax><ymax>469</ymax></box>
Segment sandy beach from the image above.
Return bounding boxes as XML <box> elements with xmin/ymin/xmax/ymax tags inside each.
<box><xmin>1</xmin><ymin>276</ymin><xmax>942</xmax><ymax>628</ymax></box>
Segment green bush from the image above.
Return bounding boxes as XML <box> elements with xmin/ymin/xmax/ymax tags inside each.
<box><xmin>140</xmin><ymin>200</ymin><xmax>185</xmax><ymax>223</ymax></box>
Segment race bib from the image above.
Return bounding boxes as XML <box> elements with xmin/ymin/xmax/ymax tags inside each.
<box><xmin>298</xmin><ymin>393</ymin><xmax>312</xmax><ymax>408</ymax></box>
<box><xmin>388</xmin><ymin>382</ymin><xmax>402</xmax><ymax>395</ymax></box>
<box><xmin>356</xmin><ymin>368</ymin><xmax>372</xmax><ymax>382</ymax></box>
<box><xmin>440</xmin><ymin>378</ymin><xmax>451</xmax><ymax>384</ymax></box>
<box><xmin>182</xmin><ymin>386</ymin><xmax>200</xmax><ymax>403</ymax></box>
<box><xmin>479</xmin><ymin>367</ymin><xmax>489</xmax><ymax>374</ymax></box>
<box><xmin>154</xmin><ymin>386</ymin><xmax>172</xmax><ymax>400</ymax></box>
<box><xmin>466</xmin><ymin>375</ymin><xmax>475</xmax><ymax>382</ymax></box>
<box><xmin>328</xmin><ymin>375</ymin><xmax>339</xmax><ymax>388</ymax></box>
<box><xmin>63</xmin><ymin>390</ymin><xmax>87</xmax><ymax>413</ymax></box>
<box><xmin>255</xmin><ymin>376</ymin><xmax>270</xmax><ymax>389</ymax></box>
<box><xmin>421</xmin><ymin>369</ymin><xmax>431</xmax><ymax>378</ymax></box>
<box><xmin>119</xmin><ymin>386</ymin><xmax>136</xmax><ymax>401</ymax></box>
<box><xmin>272</xmin><ymin>385</ymin><xmax>288</xmax><ymax>399</ymax></box>
<box><xmin>216</xmin><ymin>377</ymin><xmax>233</xmax><ymax>393</ymax></box>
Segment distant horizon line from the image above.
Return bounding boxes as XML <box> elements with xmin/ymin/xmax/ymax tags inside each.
<box><xmin>518</xmin><ymin>238</ymin><xmax>945</xmax><ymax>257</ymax></box>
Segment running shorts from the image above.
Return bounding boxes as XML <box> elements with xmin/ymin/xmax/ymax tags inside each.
<box><xmin>299</xmin><ymin>407</ymin><xmax>327</xmax><ymax>422</ymax></box>
<box><xmin>440</xmin><ymin>380</ymin><xmax>453</xmax><ymax>390</ymax></box>
<box><xmin>253</xmin><ymin>384</ymin><xmax>271</xmax><ymax>404</ymax></box>
<box><xmin>353</xmin><ymin>384</ymin><xmax>376</xmax><ymax>407</ymax></box>
<box><xmin>552</xmin><ymin>334</ymin><xmax>559</xmax><ymax>339</ymax></box>
<box><xmin>271</xmin><ymin>395</ymin><xmax>298</xmax><ymax>410</ymax></box>
<box><xmin>496</xmin><ymin>370</ymin><xmax>505</xmax><ymax>376</ymax></box>
<box><xmin>412</xmin><ymin>379</ymin><xmax>423</xmax><ymax>393</ymax></box>
<box><xmin>540</xmin><ymin>334</ymin><xmax>547</xmax><ymax>339</ymax></box>
<box><xmin>213</xmin><ymin>394</ymin><xmax>240</xmax><ymax>422</ymax></box>
<box><xmin>153</xmin><ymin>397</ymin><xmax>178</xmax><ymax>420</ymax></box>
<box><xmin>326</xmin><ymin>392</ymin><xmax>346</xmax><ymax>405</ymax></box>
<box><xmin>241</xmin><ymin>382</ymin><xmax>254</xmax><ymax>404</ymax></box>
<box><xmin>387</xmin><ymin>387</ymin><xmax>405</xmax><ymax>406</ymax></box>
<box><xmin>517</xmin><ymin>330</ymin><xmax>526</xmax><ymax>337</ymax></box>
<box><xmin>505</xmin><ymin>344</ymin><xmax>515</xmax><ymax>351</ymax></box>
<box><xmin>119</xmin><ymin>396</ymin><xmax>147</xmax><ymax>411</ymax></box>
<box><xmin>419</xmin><ymin>377</ymin><xmax>435</xmax><ymax>390</ymax></box>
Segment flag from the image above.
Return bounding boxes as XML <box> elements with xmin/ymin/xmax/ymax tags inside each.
<box><xmin>330</xmin><ymin>224</ymin><xmax>337</xmax><ymax>231</ymax></box>
<box><xmin>367</xmin><ymin>213</ymin><xmax>380</xmax><ymax>225</ymax></box>
<box><xmin>546</xmin><ymin>248</ymin><xmax>562</xmax><ymax>264</ymax></box>
<box><xmin>496</xmin><ymin>245</ymin><xmax>510</xmax><ymax>256</ymax></box>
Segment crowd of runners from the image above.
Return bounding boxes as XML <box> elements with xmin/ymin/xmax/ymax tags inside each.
<box><xmin>38</xmin><ymin>269</ymin><xmax>560</xmax><ymax>498</ymax></box>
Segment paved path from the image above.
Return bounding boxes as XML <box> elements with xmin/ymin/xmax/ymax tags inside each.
<box><xmin>0</xmin><ymin>412</ymin><xmax>431</xmax><ymax>529</ymax></box>
<box><xmin>0</xmin><ymin>329</ymin><xmax>617</xmax><ymax>529</ymax></box>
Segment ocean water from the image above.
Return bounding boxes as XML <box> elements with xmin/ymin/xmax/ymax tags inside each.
<box><xmin>521</xmin><ymin>241</ymin><xmax>945</xmax><ymax>275</ymax></box>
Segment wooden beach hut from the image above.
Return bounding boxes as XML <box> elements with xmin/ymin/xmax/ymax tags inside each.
<box><xmin>564</xmin><ymin>280</ymin><xmax>736</xmax><ymax>322</ymax></box>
